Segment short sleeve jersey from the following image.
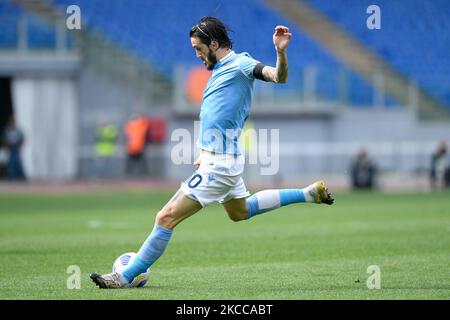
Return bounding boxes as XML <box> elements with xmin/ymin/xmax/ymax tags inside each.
<box><xmin>197</xmin><ymin>51</ymin><xmax>258</xmax><ymax>155</ymax></box>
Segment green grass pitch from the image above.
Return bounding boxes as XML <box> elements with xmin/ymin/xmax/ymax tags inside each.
<box><xmin>1</xmin><ymin>190</ymin><xmax>449</xmax><ymax>299</ymax></box>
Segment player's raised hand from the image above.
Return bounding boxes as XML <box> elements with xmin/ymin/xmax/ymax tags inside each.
<box><xmin>273</xmin><ymin>26</ymin><xmax>292</xmax><ymax>53</ymax></box>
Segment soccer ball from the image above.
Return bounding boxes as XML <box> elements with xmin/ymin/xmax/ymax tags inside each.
<box><xmin>112</xmin><ymin>252</ymin><xmax>149</xmax><ymax>288</ymax></box>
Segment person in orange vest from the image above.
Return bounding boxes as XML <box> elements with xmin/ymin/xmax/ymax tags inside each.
<box><xmin>124</xmin><ymin>114</ymin><xmax>150</xmax><ymax>177</ymax></box>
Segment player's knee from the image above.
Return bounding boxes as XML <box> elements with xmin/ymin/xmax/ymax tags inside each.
<box><xmin>155</xmin><ymin>205</ymin><xmax>176</xmax><ymax>228</ymax></box>
<box><xmin>229</xmin><ymin>215</ymin><xmax>245</xmax><ymax>222</ymax></box>
<box><xmin>228</xmin><ymin>209</ymin><xmax>248</xmax><ymax>222</ymax></box>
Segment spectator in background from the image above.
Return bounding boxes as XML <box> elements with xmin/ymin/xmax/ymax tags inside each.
<box><xmin>94</xmin><ymin>121</ymin><xmax>119</xmax><ymax>178</ymax></box>
<box><xmin>446</xmin><ymin>164</ymin><xmax>450</xmax><ymax>188</ymax></box>
<box><xmin>0</xmin><ymin>146</ymin><xmax>7</xmax><ymax>179</ymax></box>
<box><xmin>350</xmin><ymin>148</ymin><xmax>377</xmax><ymax>190</ymax></box>
<box><xmin>124</xmin><ymin>113</ymin><xmax>150</xmax><ymax>177</ymax></box>
<box><xmin>430</xmin><ymin>141</ymin><xmax>449</xmax><ymax>189</ymax></box>
<box><xmin>2</xmin><ymin>116</ymin><xmax>25</xmax><ymax>180</ymax></box>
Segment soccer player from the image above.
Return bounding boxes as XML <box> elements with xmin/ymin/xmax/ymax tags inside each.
<box><xmin>90</xmin><ymin>17</ymin><xmax>334</xmax><ymax>288</ymax></box>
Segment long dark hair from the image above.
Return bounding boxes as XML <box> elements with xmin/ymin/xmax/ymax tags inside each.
<box><xmin>189</xmin><ymin>16</ymin><xmax>233</xmax><ymax>49</ymax></box>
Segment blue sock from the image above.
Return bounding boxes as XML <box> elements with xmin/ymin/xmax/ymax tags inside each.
<box><xmin>246</xmin><ymin>189</ymin><xmax>308</xmax><ymax>220</ymax></box>
<box><xmin>122</xmin><ymin>224</ymin><xmax>173</xmax><ymax>283</ymax></box>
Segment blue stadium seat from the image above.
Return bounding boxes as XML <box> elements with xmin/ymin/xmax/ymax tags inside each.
<box><xmin>8</xmin><ymin>0</ymin><xmax>432</xmax><ymax>107</ymax></box>
<box><xmin>0</xmin><ymin>0</ymin><xmax>20</xmax><ymax>48</ymax></box>
<box><xmin>52</xmin><ymin>0</ymin><xmax>359</xmax><ymax>103</ymax></box>
<box><xmin>306</xmin><ymin>0</ymin><xmax>450</xmax><ymax>107</ymax></box>
<box><xmin>0</xmin><ymin>0</ymin><xmax>58</xmax><ymax>49</ymax></box>
<box><xmin>27</xmin><ymin>13</ymin><xmax>56</xmax><ymax>49</ymax></box>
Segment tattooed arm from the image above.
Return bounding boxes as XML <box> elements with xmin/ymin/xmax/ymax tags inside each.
<box><xmin>260</xmin><ymin>26</ymin><xmax>292</xmax><ymax>83</ymax></box>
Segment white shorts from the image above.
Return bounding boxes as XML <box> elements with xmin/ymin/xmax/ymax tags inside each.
<box><xmin>180</xmin><ymin>153</ymin><xmax>250</xmax><ymax>207</ymax></box>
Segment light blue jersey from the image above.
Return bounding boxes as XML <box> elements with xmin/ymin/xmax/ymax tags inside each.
<box><xmin>197</xmin><ymin>50</ymin><xmax>257</xmax><ymax>155</ymax></box>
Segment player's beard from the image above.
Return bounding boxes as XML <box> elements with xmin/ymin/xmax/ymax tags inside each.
<box><xmin>202</xmin><ymin>49</ymin><xmax>217</xmax><ymax>70</ymax></box>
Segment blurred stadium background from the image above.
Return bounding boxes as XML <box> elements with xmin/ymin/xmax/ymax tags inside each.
<box><xmin>0</xmin><ymin>0</ymin><xmax>449</xmax><ymax>190</ymax></box>
<box><xmin>1</xmin><ymin>0</ymin><xmax>450</xmax><ymax>301</ymax></box>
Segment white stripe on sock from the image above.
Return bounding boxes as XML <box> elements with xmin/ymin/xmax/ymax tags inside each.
<box><xmin>255</xmin><ymin>190</ymin><xmax>281</xmax><ymax>210</ymax></box>
<box><xmin>302</xmin><ymin>185</ymin><xmax>314</xmax><ymax>202</ymax></box>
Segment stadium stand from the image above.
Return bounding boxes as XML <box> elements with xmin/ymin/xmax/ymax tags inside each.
<box><xmin>0</xmin><ymin>0</ymin><xmax>57</xmax><ymax>49</ymax></box>
<box><xmin>26</xmin><ymin>11</ymin><xmax>56</xmax><ymax>49</ymax></box>
<box><xmin>0</xmin><ymin>0</ymin><xmax>21</xmax><ymax>48</ymax></box>
<box><xmin>48</xmin><ymin>0</ymin><xmax>390</xmax><ymax>106</ymax></box>
<box><xmin>306</xmin><ymin>0</ymin><xmax>450</xmax><ymax>107</ymax></box>
<box><xmin>3</xmin><ymin>0</ymin><xmax>448</xmax><ymax>108</ymax></box>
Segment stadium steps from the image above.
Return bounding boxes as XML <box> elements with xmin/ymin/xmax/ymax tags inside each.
<box><xmin>264</xmin><ymin>0</ymin><xmax>450</xmax><ymax>120</ymax></box>
<box><xmin>13</xmin><ymin>0</ymin><xmax>172</xmax><ymax>104</ymax></box>
<box><xmin>13</xmin><ymin>0</ymin><xmax>60</xmax><ymax>22</ymax></box>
